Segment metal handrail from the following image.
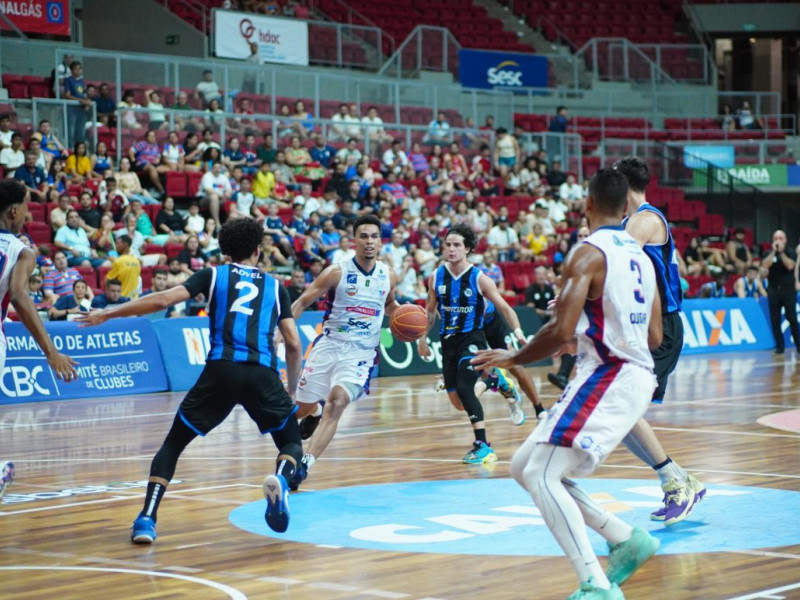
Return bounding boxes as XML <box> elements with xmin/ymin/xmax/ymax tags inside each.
<box><xmin>377</xmin><ymin>25</ymin><xmax>461</xmax><ymax>79</ymax></box>
<box><xmin>535</xmin><ymin>15</ymin><xmax>579</xmax><ymax>54</ymax></box>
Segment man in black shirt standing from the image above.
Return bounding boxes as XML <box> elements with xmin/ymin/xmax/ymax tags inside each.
<box><xmin>524</xmin><ymin>266</ymin><xmax>555</xmax><ymax>322</ymax></box>
<box><xmin>765</xmin><ymin>229</ymin><xmax>800</xmax><ymax>354</ymax></box>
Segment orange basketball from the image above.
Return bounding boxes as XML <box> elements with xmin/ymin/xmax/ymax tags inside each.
<box><xmin>390</xmin><ymin>304</ymin><xmax>428</xmax><ymax>342</ymax></box>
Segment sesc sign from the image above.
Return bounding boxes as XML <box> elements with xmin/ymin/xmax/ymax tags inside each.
<box><xmin>459</xmin><ymin>49</ymin><xmax>548</xmax><ymax>91</ymax></box>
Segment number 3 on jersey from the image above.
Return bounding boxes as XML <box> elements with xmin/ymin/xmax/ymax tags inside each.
<box><xmin>630</xmin><ymin>260</ymin><xmax>646</xmax><ymax>304</ymax></box>
<box><xmin>230</xmin><ymin>281</ymin><xmax>259</xmax><ymax>316</ymax></box>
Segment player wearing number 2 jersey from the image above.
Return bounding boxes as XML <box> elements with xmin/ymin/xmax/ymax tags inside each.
<box><xmin>78</xmin><ymin>218</ymin><xmax>304</xmax><ymax>541</ymax></box>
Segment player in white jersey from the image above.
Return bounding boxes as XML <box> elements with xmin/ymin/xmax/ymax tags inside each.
<box><xmin>0</xmin><ymin>181</ymin><xmax>78</xmax><ymax>499</ymax></box>
<box><xmin>473</xmin><ymin>169</ymin><xmax>662</xmax><ymax>600</ymax></box>
<box><xmin>289</xmin><ymin>214</ymin><xmax>399</xmax><ymax>489</ymax></box>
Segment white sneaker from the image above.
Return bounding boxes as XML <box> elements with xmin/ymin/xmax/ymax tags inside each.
<box><xmin>536</xmin><ymin>409</ymin><xmax>548</xmax><ymax>423</ymax></box>
<box><xmin>508</xmin><ymin>395</ymin><xmax>526</xmax><ymax>426</ymax></box>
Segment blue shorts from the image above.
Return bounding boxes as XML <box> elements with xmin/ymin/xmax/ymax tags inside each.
<box><xmin>498</xmin><ymin>156</ymin><xmax>516</xmax><ymax>168</ymax></box>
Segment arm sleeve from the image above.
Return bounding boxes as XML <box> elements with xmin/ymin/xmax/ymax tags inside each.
<box><xmin>181</xmin><ymin>267</ymin><xmax>214</xmax><ymax>298</ymax></box>
<box><xmin>277</xmin><ymin>284</ymin><xmax>292</xmax><ymax>320</ymax></box>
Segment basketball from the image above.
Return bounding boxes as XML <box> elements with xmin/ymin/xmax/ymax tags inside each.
<box><xmin>390</xmin><ymin>304</ymin><xmax>428</xmax><ymax>342</ymax></box>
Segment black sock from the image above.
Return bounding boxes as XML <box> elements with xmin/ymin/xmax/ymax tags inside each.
<box><xmin>534</xmin><ymin>404</ymin><xmax>545</xmax><ymax>416</ymax></box>
<box><xmin>652</xmin><ymin>457</ymin><xmax>672</xmax><ymax>471</ymax></box>
<box><xmin>141</xmin><ymin>481</ymin><xmax>167</xmax><ymax>521</ymax></box>
<box><xmin>474</xmin><ymin>428</ymin><xmax>487</xmax><ymax>444</ymax></box>
<box><xmin>276</xmin><ymin>457</ymin><xmax>296</xmax><ymax>481</ymax></box>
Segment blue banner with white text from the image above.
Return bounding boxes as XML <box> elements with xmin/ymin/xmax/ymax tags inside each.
<box><xmin>1</xmin><ymin>318</ymin><xmax>168</xmax><ymax>404</ymax></box>
<box><xmin>458</xmin><ymin>49</ymin><xmax>548</xmax><ymax>90</ymax></box>
<box><xmin>680</xmin><ymin>297</ymin><xmax>773</xmax><ymax>354</ymax></box>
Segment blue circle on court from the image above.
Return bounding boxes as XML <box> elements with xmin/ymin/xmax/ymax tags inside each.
<box><xmin>229</xmin><ymin>478</ymin><xmax>800</xmax><ymax>556</ymax></box>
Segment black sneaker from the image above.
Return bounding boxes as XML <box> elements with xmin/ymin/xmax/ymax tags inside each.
<box><xmin>299</xmin><ymin>414</ymin><xmax>322</xmax><ymax>440</ymax></box>
<box><xmin>288</xmin><ymin>457</ymin><xmax>309</xmax><ymax>492</ymax></box>
<box><xmin>547</xmin><ymin>373</ymin><xmax>568</xmax><ymax>390</ymax></box>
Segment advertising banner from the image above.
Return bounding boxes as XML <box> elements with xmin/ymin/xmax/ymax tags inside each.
<box><xmin>680</xmin><ymin>297</ymin><xmax>773</xmax><ymax>355</ymax></box>
<box><xmin>692</xmin><ymin>164</ymin><xmax>787</xmax><ymax>187</ymax></box>
<box><xmin>787</xmin><ymin>165</ymin><xmax>800</xmax><ymax>187</ymax></box>
<box><xmin>213</xmin><ymin>9</ymin><xmax>308</xmax><ymax>66</ymax></box>
<box><xmin>0</xmin><ymin>0</ymin><xmax>70</xmax><ymax>36</ymax></box>
<box><xmin>378</xmin><ymin>306</ymin><xmax>548</xmax><ymax>378</ymax></box>
<box><xmin>0</xmin><ymin>318</ymin><xmax>167</xmax><ymax>405</ymax></box>
<box><xmin>153</xmin><ymin>312</ymin><xmax>326</xmax><ymax>391</ymax></box>
<box><xmin>458</xmin><ymin>49</ymin><xmax>548</xmax><ymax>90</ymax></box>
<box><xmin>683</xmin><ymin>145</ymin><xmax>735</xmax><ymax>169</ymax></box>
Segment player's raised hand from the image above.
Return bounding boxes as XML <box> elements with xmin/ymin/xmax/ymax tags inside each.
<box><xmin>46</xmin><ymin>352</ymin><xmax>79</xmax><ymax>382</ymax></box>
<box><xmin>74</xmin><ymin>309</ymin><xmax>109</xmax><ymax>328</ymax></box>
<box><xmin>471</xmin><ymin>348</ymin><xmax>515</xmax><ymax>370</ymax></box>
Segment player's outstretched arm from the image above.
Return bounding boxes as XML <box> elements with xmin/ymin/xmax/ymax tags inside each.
<box><xmin>76</xmin><ymin>286</ymin><xmax>191</xmax><ymax>326</ymax></box>
<box><xmin>10</xmin><ymin>249</ymin><xmax>78</xmax><ymax>382</ymax></box>
<box><xmin>478</xmin><ymin>273</ymin><xmax>525</xmax><ymax>342</ymax></box>
<box><xmin>472</xmin><ymin>244</ymin><xmax>602</xmax><ymax>370</ymax></box>
<box><xmin>290</xmin><ymin>264</ymin><xmax>341</xmax><ymax>319</ymax></box>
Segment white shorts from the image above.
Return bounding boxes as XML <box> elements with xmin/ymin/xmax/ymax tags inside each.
<box><xmin>532</xmin><ymin>360</ymin><xmax>656</xmax><ymax>476</ymax></box>
<box><xmin>296</xmin><ymin>337</ymin><xmax>378</xmax><ymax>405</ymax></box>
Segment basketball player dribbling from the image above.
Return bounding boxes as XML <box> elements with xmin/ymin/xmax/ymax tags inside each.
<box><xmin>615</xmin><ymin>156</ymin><xmax>705</xmax><ymax>525</ymax></box>
<box><xmin>473</xmin><ymin>169</ymin><xmax>662</xmax><ymax>600</ymax></box>
<box><xmin>419</xmin><ymin>223</ymin><xmax>527</xmax><ymax>464</ymax></box>
<box><xmin>288</xmin><ymin>214</ymin><xmax>399</xmax><ymax>490</ymax></box>
<box><xmin>0</xmin><ymin>180</ymin><xmax>78</xmax><ymax>500</ymax></box>
<box><xmin>79</xmin><ymin>218</ymin><xmax>304</xmax><ymax>541</ymax></box>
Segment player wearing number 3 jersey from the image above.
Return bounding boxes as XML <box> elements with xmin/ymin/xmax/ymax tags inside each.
<box><xmin>77</xmin><ymin>218</ymin><xmax>305</xmax><ymax>541</ymax></box>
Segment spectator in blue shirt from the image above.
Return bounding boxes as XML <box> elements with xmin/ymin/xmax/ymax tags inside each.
<box><xmin>62</xmin><ymin>61</ymin><xmax>92</xmax><ymax>147</ymax></box>
<box><xmin>91</xmin><ymin>278</ymin><xmax>131</xmax><ymax>309</ymax></box>
<box><xmin>309</xmin><ymin>134</ymin><xmax>336</xmax><ymax>169</ymax></box>
<box><xmin>54</xmin><ymin>210</ymin><xmax>111</xmax><ymax>269</ymax></box>
<box><xmin>549</xmin><ymin>106</ymin><xmax>568</xmax><ymax>133</ymax></box>
<box><xmin>94</xmin><ymin>83</ymin><xmax>116</xmax><ymax>126</ymax></box>
<box><xmin>13</xmin><ymin>151</ymin><xmax>48</xmax><ymax>202</ymax></box>
<box><xmin>319</xmin><ymin>219</ymin><xmax>341</xmax><ymax>261</ymax></box>
<box><xmin>48</xmin><ymin>279</ymin><xmax>91</xmax><ymax>321</ymax></box>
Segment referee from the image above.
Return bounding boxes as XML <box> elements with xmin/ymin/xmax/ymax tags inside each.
<box><xmin>765</xmin><ymin>229</ymin><xmax>800</xmax><ymax>354</ymax></box>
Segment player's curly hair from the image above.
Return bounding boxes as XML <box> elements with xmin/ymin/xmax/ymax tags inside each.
<box><xmin>0</xmin><ymin>179</ymin><xmax>27</xmax><ymax>215</ymax></box>
<box><xmin>445</xmin><ymin>223</ymin><xmax>477</xmax><ymax>252</ymax></box>
<box><xmin>219</xmin><ymin>217</ymin><xmax>263</xmax><ymax>262</ymax></box>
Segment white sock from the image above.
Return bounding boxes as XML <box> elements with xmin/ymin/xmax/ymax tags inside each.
<box><xmin>564</xmin><ymin>479</ymin><xmax>633</xmax><ymax>546</ymax></box>
<box><xmin>312</xmin><ymin>403</ymin><xmax>323</xmax><ymax>417</ymax></box>
<box><xmin>304</xmin><ymin>453</ymin><xmax>316</xmax><ymax>469</ymax></box>
<box><xmin>656</xmin><ymin>459</ymin><xmax>688</xmax><ymax>486</ymax></box>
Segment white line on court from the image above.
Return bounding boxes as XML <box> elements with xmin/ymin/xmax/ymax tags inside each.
<box><xmin>652</xmin><ymin>426</ymin><xmax>800</xmax><ymax>440</ymax></box>
<box><xmin>0</xmin><ymin>412</ymin><xmax>175</xmax><ymax>428</ymax></box>
<box><xmin>728</xmin><ymin>550</ymin><xmax>800</xmax><ymax>561</ymax></box>
<box><xmin>0</xmin><ymin>566</ymin><xmax>248</xmax><ymax>600</ymax></box>
<box><xmin>727</xmin><ymin>581</ymin><xmax>800</xmax><ymax>600</ymax></box>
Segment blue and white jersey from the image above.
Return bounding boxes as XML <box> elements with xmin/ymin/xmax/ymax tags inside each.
<box><xmin>434</xmin><ymin>264</ymin><xmax>485</xmax><ymax>337</ymax></box>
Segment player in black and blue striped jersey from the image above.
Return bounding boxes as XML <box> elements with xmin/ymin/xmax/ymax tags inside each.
<box><xmin>78</xmin><ymin>218</ymin><xmax>304</xmax><ymax>541</ymax></box>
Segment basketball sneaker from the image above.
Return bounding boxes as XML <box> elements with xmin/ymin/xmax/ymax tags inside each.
<box><xmin>606</xmin><ymin>526</ymin><xmax>660</xmax><ymax>585</ymax></box>
<box><xmin>288</xmin><ymin>457</ymin><xmax>309</xmax><ymax>492</ymax></box>
<box><xmin>566</xmin><ymin>578</ymin><xmax>624</xmax><ymax>600</ymax></box>
<box><xmin>263</xmin><ymin>474</ymin><xmax>290</xmax><ymax>533</ymax></box>
<box><xmin>299</xmin><ymin>409</ymin><xmax>323</xmax><ymax>441</ymax></box>
<box><xmin>462</xmin><ymin>441</ymin><xmax>497</xmax><ymax>464</ymax></box>
<box><xmin>650</xmin><ymin>478</ymin><xmax>694</xmax><ymax>526</ymax></box>
<box><xmin>547</xmin><ymin>372</ymin><xmax>568</xmax><ymax>391</ymax></box>
<box><xmin>536</xmin><ymin>409</ymin><xmax>548</xmax><ymax>423</ymax></box>
<box><xmin>131</xmin><ymin>512</ymin><xmax>157</xmax><ymax>544</ymax></box>
<box><xmin>0</xmin><ymin>461</ymin><xmax>15</xmax><ymax>501</ymax></box>
<box><xmin>651</xmin><ymin>474</ymin><xmax>706</xmax><ymax>523</ymax></box>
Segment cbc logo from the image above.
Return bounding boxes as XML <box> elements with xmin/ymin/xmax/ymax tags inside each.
<box><xmin>240</xmin><ymin>19</ymin><xmax>255</xmax><ymax>40</ymax></box>
<box><xmin>0</xmin><ymin>366</ymin><xmax>51</xmax><ymax>398</ymax></box>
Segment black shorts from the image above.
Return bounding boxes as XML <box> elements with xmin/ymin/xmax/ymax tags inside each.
<box><xmin>441</xmin><ymin>330</ymin><xmax>489</xmax><ymax>391</ymax></box>
<box><xmin>651</xmin><ymin>311</ymin><xmax>684</xmax><ymax>403</ymax></box>
<box><xmin>178</xmin><ymin>360</ymin><xmax>298</xmax><ymax>436</ymax></box>
<box><xmin>483</xmin><ymin>314</ymin><xmax>513</xmax><ymax>350</ymax></box>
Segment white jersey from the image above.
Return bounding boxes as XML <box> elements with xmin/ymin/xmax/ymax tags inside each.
<box><xmin>576</xmin><ymin>226</ymin><xmax>656</xmax><ymax>370</ymax></box>
<box><xmin>0</xmin><ymin>231</ymin><xmax>26</xmax><ymax>344</ymax></box>
<box><xmin>321</xmin><ymin>258</ymin><xmax>391</xmax><ymax>349</ymax></box>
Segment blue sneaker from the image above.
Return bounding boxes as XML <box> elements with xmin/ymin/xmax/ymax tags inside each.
<box><xmin>131</xmin><ymin>513</ymin><xmax>157</xmax><ymax>544</ymax></box>
<box><xmin>288</xmin><ymin>458</ymin><xmax>308</xmax><ymax>492</ymax></box>
<box><xmin>462</xmin><ymin>441</ymin><xmax>497</xmax><ymax>464</ymax></box>
<box><xmin>566</xmin><ymin>578</ymin><xmax>624</xmax><ymax>600</ymax></box>
<box><xmin>0</xmin><ymin>461</ymin><xmax>15</xmax><ymax>501</ymax></box>
<box><xmin>263</xmin><ymin>474</ymin><xmax>290</xmax><ymax>532</ymax></box>
<box><xmin>606</xmin><ymin>526</ymin><xmax>660</xmax><ymax>585</ymax></box>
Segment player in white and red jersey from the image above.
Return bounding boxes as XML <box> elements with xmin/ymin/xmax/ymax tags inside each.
<box><xmin>473</xmin><ymin>169</ymin><xmax>663</xmax><ymax>600</ymax></box>
<box><xmin>0</xmin><ymin>180</ymin><xmax>78</xmax><ymax>499</ymax></box>
<box><xmin>289</xmin><ymin>214</ymin><xmax>399</xmax><ymax>489</ymax></box>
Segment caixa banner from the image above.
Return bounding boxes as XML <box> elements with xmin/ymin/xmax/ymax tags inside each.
<box><xmin>152</xmin><ymin>312</ymin><xmax>327</xmax><ymax>391</ymax></box>
<box><xmin>1</xmin><ymin>318</ymin><xmax>167</xmax><ymax>404</ymax></box>
<box><xmin>458</xmin><ymin>49</ymin><xmax>548</xmax><ymax>90</ymax></box>
<box><xmin>679</xmin><ymin>297</ymin><xmax>773</xmax><ymax>354</ymax></box>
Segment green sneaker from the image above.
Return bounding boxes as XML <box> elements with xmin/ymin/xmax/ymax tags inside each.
<box><xmin>606</xmin><ymin>526</ymin><xmax>660</xmax><ymax>586</ymax></box>
<box><xmin>566</xmin><ymin>578</ymin><xmax>624</xmax><ymax>600</ymax></box>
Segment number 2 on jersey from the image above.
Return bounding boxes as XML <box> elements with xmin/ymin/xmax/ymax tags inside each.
<box><xmin>230</xmin><ymin>281</ymin><xmax>259</xmax><ymax>316</ymax></box>
<box><xmin>630</xmin><ymin>260</ymin><xmax>646</xmax><ymax>304</ymax></box>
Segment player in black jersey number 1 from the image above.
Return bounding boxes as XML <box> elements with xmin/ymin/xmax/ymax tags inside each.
<box><xmin>78</xmin><ymin>218</ymin><xmax>304</xmax><ymax>541</ymax></box>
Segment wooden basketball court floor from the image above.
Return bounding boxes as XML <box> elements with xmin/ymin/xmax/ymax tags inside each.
<box><xmin>2</xmin><ymin>350</ymin><xmax>800</xmax><ymax>600</ymax></box>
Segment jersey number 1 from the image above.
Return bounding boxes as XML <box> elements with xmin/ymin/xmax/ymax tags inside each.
<box><xmin>630</xmin><ymin>260</ymin><xmax>646</xmax><ymax>304</ymax></box>
<box><xmin>230</xmin><ymin>281</ymin><xmax>259</xmax><ymax>316</ymax></box>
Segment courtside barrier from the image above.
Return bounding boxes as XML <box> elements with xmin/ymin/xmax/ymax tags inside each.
<box><xmin>1</xmin><ymin>318</ymin><xmax>168</xmax><ymax>404</ymax></box>
<box><xmin>680</xmin><ymin>297</ymin><xmax>773</xmax><ymax>354</ymax></box>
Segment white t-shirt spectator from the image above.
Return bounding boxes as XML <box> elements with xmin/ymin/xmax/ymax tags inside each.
<box><xmin>198</xmin><ymin>171</ymin><xmax>232</xmax><ymax>197</ymax></box>
<box><xmin>381</xmin><ymin>148</ymin><xmax>408</xmax><ymax>174</ymax></box>
<box><xmin>426</xmin><ymin>119</ymin><xmax>451</xmax><ymax>142</ymax></box>
<box><xmin>362</xmin><ymin>115</ymin><xmax>386</xmax><ymax>137</ymax></box>
<box><xmin>186</xmin><ymin>213</ymin><xmax>205</xmax><ymax>234</ymax></box>
<box><xmin>0</xmin><ymin>147</ymin><xmax>25</xmax><ymax>175</ymax></box>
<box><xmin>196</xmin><ymin>80</ymin><xmax>221</xmax><ymax>105</ymax></box>
<box><xmin>487</xmin><ymin>225</ymin><xmax>519</xmax><ymax>249</ymax></box>
<box><xmin>330</xmin><ymin>114</ymin><xmax>361</xmax><ymax>140</ymax></box>
<box><xmin>545</xmin><ymin>199</ymin><xmax>569</xmax><ymax>223</ymax></box>
<box><xmin>405</xmin><ymin>195</ymin><xmax>424</xmax><ymax>218</ymax></box>
<box><xmin>235</xmin><ymin>191</ymin><xmax>255</xmax><ymax>215</ymax></box>
<box><xmin>559</xmin><ymin>181</ymin><xmax>584</xmax><ymax>204</ymax></box>
<box><xmin>0</xmin><ymin>130</ymin><xmax>13</xmax><ymax>148</ymax></box>
<box><xmin>331</xmin><ymin>247</ymin><xmax>356</xmax><ymax>265</ymax></box>
<box><xmin>382</xmin><ymin>243</ymin><xmax>408</xmax><ymax>274</ymax></box>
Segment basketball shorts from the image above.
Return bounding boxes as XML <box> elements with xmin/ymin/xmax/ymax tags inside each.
<box><xmin>483</xmin><ymin>314</ymin><xmax>514</xmax><ymax>350</ymax></box>
<box><xmin>651</xmin><ymin>311</ymin><xmax>684</xmax><ymax>403</ymax></box>
<box><xmin>441</xmin><ymin>330</ymin><xmax>489</xmax><ymax>392</ymax></box>
<box><xmin>178</xmin><ymin>360</ymin><xmax>297</xmax><ymax>436</ymax></box>
<box><xmin>531</xmin><ymin>360</ymin><xmax>656</xmax><ymax>476</ymax></box>
<box><xmin>296</xmin><ymin>336</ymin><xmax>378</xmax><ymax>405</ymax></box>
